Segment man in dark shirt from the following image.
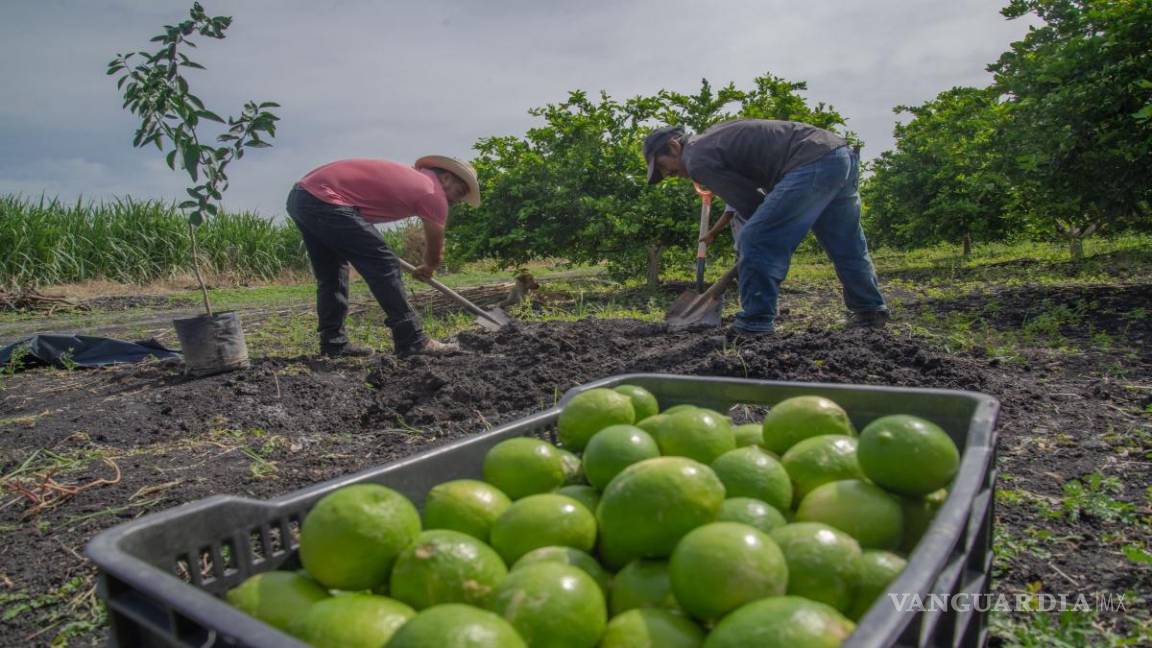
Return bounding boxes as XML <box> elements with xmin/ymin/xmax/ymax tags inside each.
<box><xmin>644</xmin><ymin>119</ymin><xmax>889</xmax><ymax>335</ymax></box>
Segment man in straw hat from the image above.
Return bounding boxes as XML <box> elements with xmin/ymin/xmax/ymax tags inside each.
<box><xmin>643</xmin><ymin>120</ymin><xmax>888</xmax><ymax>337</ymax></box>
<box><xmin>286</xmin><ymin>156</ymin><xmax>480</xmax><ymax>357</ymax></box>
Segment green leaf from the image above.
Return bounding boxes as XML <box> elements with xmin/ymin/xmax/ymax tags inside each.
<box><xmin>179</xmin><ymin>200</ymin><xmax>198</xmax><ymax>209</ymax></box>
<box><xmin>257</xmin><ymin>101</ymin><xmax>281</xmax><ymax>109</ymax></box>
<box><xmin>197</xmin><ymin>110</ymin><xmax>224</xmax><ymax>123</ymax></box>
<box><xmin>166</xmin><ymin>150</ymin><xmax>178</xmax><ymax>170</ymax></box>
<box><xmin>183</xmin><ymin>146</ymin><xmax>200</xmax><ymax>181</ymax></box>
<box><xmin>1123</xmin><ymin>544</ymin><xmax>1152</xmax><ymax>565</ymax></box>
<box><xmin>187</xmin><ymin>211</ymin><xmax>204</xmax><ymax>226</ymax></box>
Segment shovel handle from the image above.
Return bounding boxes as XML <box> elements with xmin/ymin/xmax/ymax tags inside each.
<box><xmin>394</xmin><ymin>257</ymin><xmax>503</xmax><ymax>325</ymax></box>
<box><xmin>694</xmin><ymin>185</ymin><xmax>712</xmax><ymax>259</ymax></box>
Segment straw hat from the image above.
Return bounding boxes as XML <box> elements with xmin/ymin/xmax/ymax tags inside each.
<box><xmin>414</xmin><ymin>155</ymin><xmax>481</xmax><ymax>207</ymax></box>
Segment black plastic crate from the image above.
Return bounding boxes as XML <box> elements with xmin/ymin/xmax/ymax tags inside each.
<box><xmin>86</xmin><ymin>373</ymin><xmax>999</xmax><ymax>648</ymax></box>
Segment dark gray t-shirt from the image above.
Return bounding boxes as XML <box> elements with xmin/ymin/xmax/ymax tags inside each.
<box><xmin>682</xmin><ymin>119</ymin><xmax>847</xmax><ymax>217</ymax></box>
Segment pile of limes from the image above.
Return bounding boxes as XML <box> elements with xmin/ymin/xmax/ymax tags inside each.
<box><xmin>226</xmin><ymin>385</ymin><xmax>961</xmax><ymax>647</ymax></box>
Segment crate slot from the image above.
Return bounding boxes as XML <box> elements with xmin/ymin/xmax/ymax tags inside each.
<box><xmin>268</xmin><ymin>525</ymin><xmax>285</xmax><ymax>556</ymax></box>
<box><xmin>174</xmin><ymin>555</ymin><xmax>193</xmax><ymax>583</ymax></box>
<box><xmin>287</xmin><ymin>515</ymin><xmax>302</xmax><ymax>549</ymax></box>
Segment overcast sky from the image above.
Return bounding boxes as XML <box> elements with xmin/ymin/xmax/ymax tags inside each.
<box><xmin>0</xmin><ymin>1</ymin><xmax>1037</xmax><ymax>218</ymax></box>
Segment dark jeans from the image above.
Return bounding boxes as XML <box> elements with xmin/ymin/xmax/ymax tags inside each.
<box><xmin>285</xmin><ymin>185</ymin><xmax>426</xmax><ymax>354</ymax></box>
<box><xmin>735</xmin><ymin>146</ymin><xmax>887</xmax><ymax>332</ymax></box>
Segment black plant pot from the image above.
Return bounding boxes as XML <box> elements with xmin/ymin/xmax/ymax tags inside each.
<box><xmin>172</xmin><ymin>311</ymin><xmax>250</xmax><ymax>377</ymax></box>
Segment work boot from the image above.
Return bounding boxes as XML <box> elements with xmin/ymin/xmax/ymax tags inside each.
<box><xmin>845</xmin><ymin>310</ymin><xmax>891</xmax><ymax>329</ymax></box>
<box><xmin>725</xmin><ymin>326</ymin><xmax>773</xmax><ymax>342</ymax></box>
<box><xmin>399</xmin><ymin>338</ymin><xmax>461</xmax><ymax>358</ymax></box>
<box><xmin>320</xmin><ymin>342</ymin><xmax>375</xmax><ymax>358</ymax></box>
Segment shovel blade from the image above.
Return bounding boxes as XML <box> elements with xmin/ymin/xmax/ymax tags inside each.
<box><xmin>665</xmin><ymin>289</ymin><xmax>724</xmax><ymax>329</ymax></box>
<box><xmin>475</xmin><ymin>307</ymin><xmax>512</xmax><ymax>332</ymax></box>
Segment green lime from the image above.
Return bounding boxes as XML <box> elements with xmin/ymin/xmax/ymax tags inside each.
<box><xmin>857</xmin><ymin>415</ymin><xmax>960</xmax><ymax>496</ymax></box>
<box><xmin>599</xmin><ymin>608</ymin><xmax>704</xmax><ymax>648</ymax></box>
<box><xmin>639</xmin><ymin>408</ymin><xmax>735</xmax><ymax>464</ymax></box>
<box><xmin>716</xmin><ymin>497</ymin><xmax>787</xmax><ymax>534</ymax></box>
<box><xmin>299</xmin><ymin>484</ymin><xmax>421</xmax><ymax>591</ymax></box>
<box><xmin>761</xmin><ymin>396</ymin><xmax>855</xmax><ymax>455</ymax></box>
<box><xmin>292</xmin><ymin>594</ymin><xmax>414</xmax><ymax>648</ymax></box>
<box><xmin>613</xmin><ymin>384</ymin><xmax>660</xmax><ymax>421</ymax></box>
<box><xmin>489</xmin><ymin>493</ymin><xmax>597</xmax><ymax>564</ymax></box>
<box><xmin>596</xmin><ymin>457</ymin><xmax>725</xmax><ymax>568</ymax></box>
<box><xmin>846</xmin><ymin>550</ymin><xmax>908</xmax><ymax>620</ymax></box>
<box><xmin>557</xmin><ymin>448</ymin><xmax>585</xmax><ymax>485</ymax></box>
<box><xmin>512</xmin><ymin>546</ymin><xmax>612</xmax><ymax>597</ymax></box>
<box><xmin>900</xmin><ymin>488</ymin><xmax>947</xmax><ymax>553</ymax></box>
<box><xmin>482</xmin><ymin>437</ymin><xmax>567</xmax><ymax>500</ymax></box>
<box><xmin>796</xmin><ymin>480</ymin><xmax>904</xmax><ymax>550</ymax></box>
<box><xmin>710</xmin><ymin>446</ymin><xmax>792</xmax><ymax>514</ymax></box>
<box><xmin>422</xmin><ymin>479</ymin><xmax>511</xmax><ymax>543</ymax></box>
<box><xmin>225</xmin><ymin>570</ymin><xmax>329</xmax><ymax>632</ymax></box>
<box><xmin>769</xmin><ymin>522</ymin><xmax>862</xmax><ymax>613</ymax></box>
<box><xmin>704</xmin><ymin>596</ymin><xmax>855</xmax><ymax>648</ymax></box>
<box><xmin>669</xmin><ymin>522</ymin><xmax>788</xmax><ymax>621</ymax></box>
<box><xmin>608</xmin><ymin>559</ymin><xmax>680</xmax><ymax>616</ymax></box>
<box><xmin>386</xmin><ymin>603</ymin><xmax>526</xmax><ymax>648</ymax></box>
<box><xmin>486</xmin><ymin>562</ymin><xmax>607</xmax><ymax>648</ymax></box>
<box><xmin>555</xmin><ymin>484</ymin><xmax>601</xmax><ymax>514</ymax></box>
<box><xmin>557</xmin><ymin>388</ymin><xmax>636</xmax><ymax>451</ymax></box>
<box><xmin>733</xmin><ymin>423</ymin><xmax>764</xmax><ymax>447</ymax></box>
<box><xmin>781</xmin><ymin>435</ymin><xmax>866</xmax><ymax>505</ymax></box>
<box><xmin>582</xmin><ymin>424</ymin><xmax>661</xmax><ymax>490</ymax></box>
<box><xmin>389</xmin><ymin>530</ymin><xmax>508</xmax><ymax>610</ymax></box>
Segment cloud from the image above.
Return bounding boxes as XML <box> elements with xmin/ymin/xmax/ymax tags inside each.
<box><xmin>0</xmin><ymin>0</ymin><xmax>1038</xmax><ymax>217</ymax></box>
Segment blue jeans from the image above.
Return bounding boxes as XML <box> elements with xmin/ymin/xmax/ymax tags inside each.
<box><xmin>734</xmin><ymin>146</ymin><xmax>886</xmax><ymax>332</ymax></box>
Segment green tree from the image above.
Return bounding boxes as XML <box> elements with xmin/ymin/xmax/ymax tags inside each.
<box><xmin>453</xmin><ymin>75</ymin><xmax>849</xmax><ymax>286</ymax></box>
<box><xmin>863</xmin><ymin>87</ymin><xmax>1015</xmax><ymax>255</ymax></box>
<box><xmin>107</xmin><ymin>2</ymin><xmax>280</xmax><ymax>313</ymax></box>
<box><xmin>989</xmin><ymin>0</ymin><xmax>1152</xmax><ymax>260</ymax></box>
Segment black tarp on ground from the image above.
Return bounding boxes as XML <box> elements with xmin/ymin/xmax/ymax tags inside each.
<box><xmin>0</xmin><ymin>334</ymin><xmax>180</xmax><ymax>371</ymax></box>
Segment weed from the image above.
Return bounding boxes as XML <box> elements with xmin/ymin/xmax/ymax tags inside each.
<box><xmin>1060</xmin><ymin>473</ymin><xmax>1138</xmax><ymax>524</ymax></box>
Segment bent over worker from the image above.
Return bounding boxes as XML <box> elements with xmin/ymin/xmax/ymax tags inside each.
<box><xmin>286</xmin><ymin>156</ymin><xmax>480</xmax><ymax>357</ymax></box>
<box><xmin>643</xmin><ymin>119</ymin><xmax>888</xmax><ymax>336</ymax></box>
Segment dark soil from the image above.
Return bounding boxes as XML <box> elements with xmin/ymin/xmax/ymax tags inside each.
<box><xmin>1</xmin><ymin>286</ymin><xmax>1150</xmax><ymax>645</ymax></box>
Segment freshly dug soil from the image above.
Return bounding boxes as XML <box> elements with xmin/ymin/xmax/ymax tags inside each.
<box><xmin>1</xmin><ymin>286</ymin><xmax>1149</xmax><ymax>645</ymax></box>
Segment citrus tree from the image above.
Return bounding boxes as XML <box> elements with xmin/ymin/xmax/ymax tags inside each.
<box><xmin>862</xmin><ymin>87</ymin><xmax>1015</xmax><ymax>255</ymax></box>
<box><xmin>107</xmin><ymin>2</ymin><xmax>280</xmax><ymax>313</ymax></box>
<box><xmin>452</xmin><ymin>75</ymin><xmax>849</xmax><ymax>286</ymax></box>
<box><xmin>989</xmin><ymin>0</ymin><xmax>1152</xmax><ymax>260</ymax></box>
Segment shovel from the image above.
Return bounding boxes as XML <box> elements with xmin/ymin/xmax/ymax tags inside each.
<box><xmin>395</xmin><ymin>258</ymin><xmax>512</xmax><ymax>332</ymax></box>
<box><xmin>665</xmin><ymin>264</ymin><xmax>739</xmax><ymax>329</ymax></box>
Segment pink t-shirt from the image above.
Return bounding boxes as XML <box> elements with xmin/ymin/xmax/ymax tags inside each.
<box><xmin>297</xmin><ymin>159</ymin><xmax>448</xmax><ymax>226</ymax></box>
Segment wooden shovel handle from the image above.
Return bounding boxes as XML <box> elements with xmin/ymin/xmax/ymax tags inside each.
<box><xmin>393</xmin><ymin>257</ymin><xmax>503</xmax><ymax>325</ymax></box>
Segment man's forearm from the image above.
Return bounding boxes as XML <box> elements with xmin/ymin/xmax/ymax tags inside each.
<box><xmin>422</xmin><ymin>221</ymin><xmax>445</xmax><ymax>267</ymax></box>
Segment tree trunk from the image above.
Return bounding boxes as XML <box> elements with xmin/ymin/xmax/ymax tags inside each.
<box><xmin>646</xmin><ymin>245</ymin><xmax>664</xmax><ymax>291</ymax></box>
<box><xmin>188</xmin><ymin>222</ymin><xmax>213</xmax><ymax>316</ymax></box>
<box><xmin>962</xmin><ymin>231</ymin><xmax>972</xmax><ymax>259</ymax></box>
<box><xmin>1069</xmin><ymin>237</ymin><xmax>1084</xmax><ymax>262</ymax></box>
